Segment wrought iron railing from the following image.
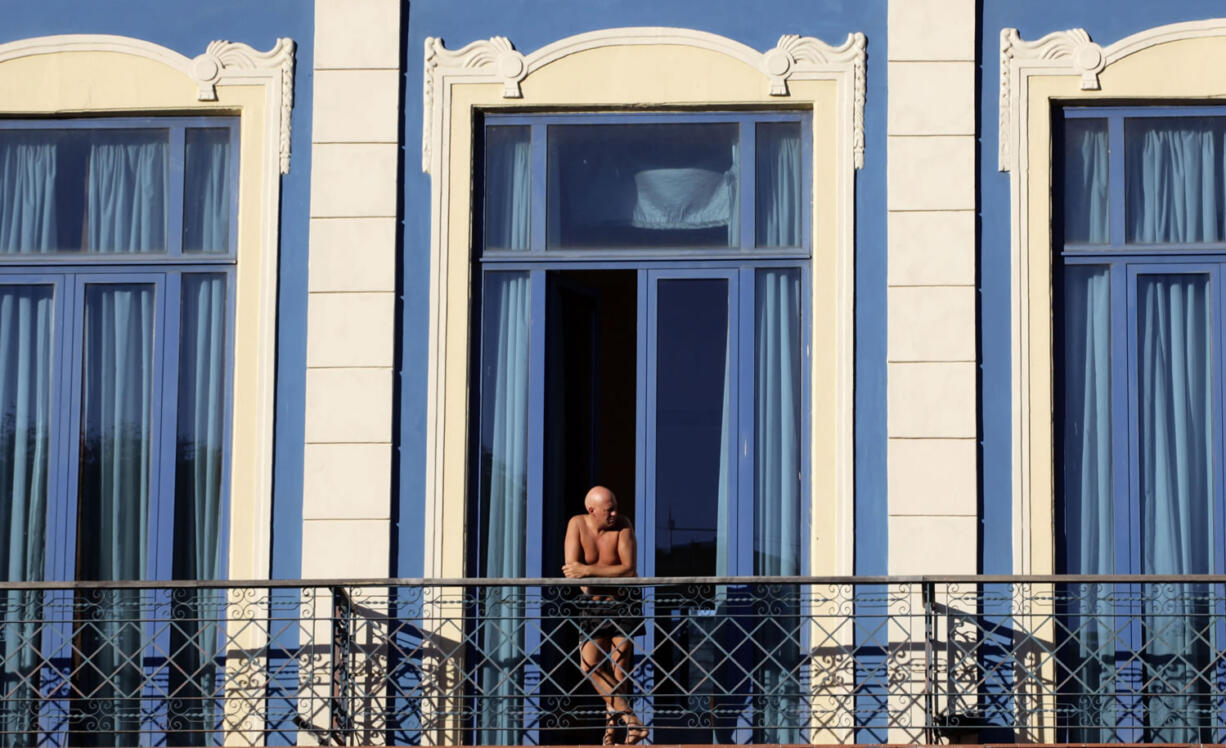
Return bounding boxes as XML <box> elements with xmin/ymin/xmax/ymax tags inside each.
<box><xmin>1</xmin><ymin>575</ymin><xmax>1225</xmax><ymax>745</ymax></box>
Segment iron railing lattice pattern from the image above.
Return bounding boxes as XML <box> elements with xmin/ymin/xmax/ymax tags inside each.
<box><xmin>1</xmin><ymin>576</ymin><xmax>1225</xmax><ymax>745</ymax></box>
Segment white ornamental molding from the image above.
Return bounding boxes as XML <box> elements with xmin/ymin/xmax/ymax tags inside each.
<box><xmin>998</xmin><ymin>28</ymin><xmax>1103</xmax><ymax>172</ymax></box>
<box><xmin>999</xmin><ymin>19</ymin><xmax>1226</xmax><ymax>172</ymax></box>
<box><xmin>0</xmin><ymin>34</ymin><xmax>296</xmax><ymax>174</ymax></box>
<box><xmin>423</xmin><ymin>27</ymin><xmax>867</xmax><ymax>172</ymax></box>
<box><xmin>192</xmin><ymin>39</ymin><xmax>296</xmax><ymax>174</ymax></box>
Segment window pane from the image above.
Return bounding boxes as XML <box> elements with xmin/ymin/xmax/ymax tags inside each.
<box><xmin>0</xmin><ymin>284</ymin><xmax>54</xmax><ymax>581</ymax></box>
<box><xmin>85</xmin><ymin>131</ymin><xmax>168</xmax><ymax>253</ymax></box>
<box><xmin>75</xmin><ymin>280</ymin><xmax>154</xmax><ymax>746</ymax></box>
<box><xmin>75</xmin><ymin>284</ymin><xmax>154</xmax><ymax>737</ymax></box>
<box><xmin>1126</xmin><ymin>117</ymin><xmax>1226</xmax><ymax>243</ymax></box>
<box><xmin>0</xmin><ymin>129</ymin><xmax>168</xmax><ymax>254</ymax></box>
<box><xmin>184</xmin><ymin>129</ymin><xmax>232</xmax><ymax>254</ymax></box>
<box><xmin>484</xmin><ymin>126</ymin><xmax>531</xmax><ymax>251</ymax></box>
<box><xmin>1136</xmin><ymin>273</ymin><xmax>1214</xmax><ymax>574</ymax></box>
<box><xmin>756</xmin><ymin>122</ymin><xmax>802</xmax><ymax>248</ymax></box>
<box><xmin>475</xmin><ymin>271</ymin><xmax>531</xmax><ymax>745</ymax></box>
<box><xmin>1063</xmin><ymin>118</ymin><xmax>1109</xmax><ymax>244</ymax></box>
<box><xmin>754</xmin><ymin>268</ymin><xmax>802</xmax><ymax>575</ymax></box>
<box><xmin>174</xmin><ymin>274</ymin><xmax>227</xmax><ymax>581</ymax></box>
<box><xmin>0</xmin><ymin>285</ymin><xmax>51</xmax><ymax>736</ymax></box>
<box><xmin>1060</xmin><ymin>265</ymin><xmax>1112</xmax><ymax>574</ymax></box>
<box><xmin>1135</xmin><ymin>273</ymin><xmax>1214</xmax><ymax>741</ymax></box>
<box><xmin>478</xmin><ymin>271</ymin><xmax>532</xmax><ymax>577</ymax></box>
<box><xmin>170</xmin><ymin>274</ymin><xmax>227</xmax><ymax>739</ymax></box>
<box><xmin>0</xmin><ymin>133</ymin><xmax>61</xmax><ymax>252</ymax></box>
<box><xmin>753</xmin><ymin>268</ymin><xmax>805</xmax><ymax>742</ymax></box>
<box><xmin>654</xmin><ymin>278</ymin><xmax>730</xmax><ymax>577</ymax></box>
<box><xmin>1058</xmin><ymin>265</ymin><xmax>1115</xmax><ymax>741</ymax></box>
<box><xmin>77</xmin><ymin>283</ymin><xmax>155</xmax><ymax>581</ymax></box>
<box><xmin>548</xmin><ymin>124</ymin><xmax>739</xmax><ymax>249</ymax></box>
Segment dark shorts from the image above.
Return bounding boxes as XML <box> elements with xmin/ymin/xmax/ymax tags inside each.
<box><xmin>574</xmin><ymin>590</ymin><xmax>642</xmax><ymax>640</ymax></box>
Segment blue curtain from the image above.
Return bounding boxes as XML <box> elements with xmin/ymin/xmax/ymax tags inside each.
<box><xmin>1060</xmin><ymin>265</ymin><xmax>1115</xmax><ymax>741</ymax></box>
<box><xmin>74</xmin><ymin>284</ymin><xmax>155</xmax><ymax>747</ymax></box>
<box><xmin>0</xmin><ymin>286</ymin><xmax>54</xmax><ymax>747</ymax></box>
<box><xmin>184</xmin><ymin>130</ymin><xmax>231</xmax><ymax>253</ymax></box>
<box><xmin>168</xmin><ymin>275</ymin><xmax>227</xmax><ymax>745</ymax></box>
<box><xmin>0</xmin><ymin>134</ymin><xmax>58</xmax><ymax>253</ymax></box>
<box><xmin>1063</xmin><ymin>119</ymin><xmax>1109</xmax><ymax>244</ymax></box>
<box><xmin>87</xmin><ymin>133</ymin><xmax>166</xmax><ymax>253</ymax></box>
<box><xmin>756</xmin><ymin>123</ymin><xmax>802</xmax><ymax>248</ymax></box>
<box><xmin>485</xmin><ymin>127</ymin><xmax>532</xmax><ymax>251</ymax></box>
<box><xmin>1127</xmin><ymin>118</ymin><xmax>1226</xmax><ymax>243</ymax></box>
<box><xmin>478</xmin><ymin>272</ymin><xmax>531</xmax><ymax>744</ymax></box>
<box><xmin>753</xmin><ymin>269</ymin><xmax>804</xmax><ymax>742</ymax></box>
<box><xmin>1137</xmin><ymin>274</ymin><xmax>1213</xmax><ymax>741</ymax></box>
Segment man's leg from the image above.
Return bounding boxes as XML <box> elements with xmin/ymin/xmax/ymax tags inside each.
<box><xmin>580</xmin><ymin>636</ymin><xmax>621</xmax><ymax>744</ymax></box>
<box><xmin>580</xmin><ymin>637</ymin><xmax>620</xmax><ymax>703</ymax></box>
<box><xmin>608</xmin><ymin>636</ymin><xmax>633</xmax><ymax>693</ymax></box>
<box><xmin>609</xmin><ymin>636</ymin><xmax>647</xmax><ymax>744</ymax></box>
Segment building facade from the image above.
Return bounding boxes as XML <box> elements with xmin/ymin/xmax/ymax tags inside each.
<box><xmin>5</xmin><ymin>0</ymin><xmax>1226</xmax><ymax>743</ymax></box>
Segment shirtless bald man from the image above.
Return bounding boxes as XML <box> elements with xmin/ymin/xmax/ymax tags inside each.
<box><xmin>563</xmin><ymin>486</ymin><xmax>648</xmax><ymax>745</ymax></box>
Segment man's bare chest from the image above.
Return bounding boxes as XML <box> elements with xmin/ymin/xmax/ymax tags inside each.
<box><xmin>580</xmin><ymin>529</ymin><xmax>622</xmax><ymax>563</ymax></box>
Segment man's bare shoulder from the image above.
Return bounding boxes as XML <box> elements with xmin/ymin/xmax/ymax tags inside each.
<box><xmin>567</xmin><ymin>514</ymin><xmax>588</xmax><ymax>531</ymax></box>
<box><xmin>617</xmin><ymin>516</ymin><xmax>635</xmax><ymax>534</ymax></box>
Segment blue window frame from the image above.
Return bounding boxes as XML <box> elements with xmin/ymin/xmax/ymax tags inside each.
<box><xmin>473</xmin><ymin>110</ymin><xmax>811</xmax><ymax>580</ymax></box>
<box><xmin>1056</xmin><ymin>105</ymin><xmax>1226</xmax><ymax>742</ymax></box>
<box><xmin>0</xmin><ymin>117</ymin><xmax>236</xmax><ymax>746</ymax></box>
<box><xmin>0</xmin><ymin>116</ymin><xmax>238</xmax><ymax>582</ymax></box>
<box><xmin>471</xmin><ymin>111</ymin><xmax>811</xmax><ymax>745</ymax></box>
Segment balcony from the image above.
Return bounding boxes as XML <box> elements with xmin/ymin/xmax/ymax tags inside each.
<box><xmin>1</xmin><ymin>575</ymin><xmax>1223</xmax><ymax>745</ymax></box>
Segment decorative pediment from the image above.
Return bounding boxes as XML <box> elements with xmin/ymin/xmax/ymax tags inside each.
<box><xmin>0</xmin><ymin>34</ymin><xmax>295</xmax><ymax>174</ymax></box>
<box><xmin>999</xmin><ymin>19</ymin><xmax>1226</xmax><ymax>172</ymax></box>
<box><xmin>423</xmin><ymin>27</ymin><xmax>867</xmax><ymax>171</ymax></box>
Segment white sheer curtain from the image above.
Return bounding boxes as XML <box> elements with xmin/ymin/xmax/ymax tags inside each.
<box><xmin>87</xmin><ymin>133</ymin><xmax>166</xmax><ymax>253</ymax></box>
<box><xmin>550</xmin><ymin>123</ymin><xmax>740</xmax><ymax>248</ymax></box>
<box><xmin>1127</xmin><ymin>119</ymin><xmax>1226</xmax><ymax>243</ymax></box>
<box><xmin>714</xmin><ymin>330</ymin><xmax>733</xmax><ymax>577</ymax></box>
<box><xmin>1124</xmin><ymin>119</ymin><xmax>1221</xmax><ymax>739</ymax></box>
<box><xmin>756</xmin><ymin>124</ymin><xmax>802</xmax><ymax>248</ymax></box>
<box><xmin>754</xmin><ymin>269</ymin><xmax>803</xmax><ymax>742</ymax></box>
<box><xmin>478</xmin><ymin>272</ymin><xmax>531</xmax><ymax>744</ymax></box>
<box><xmin>1060</xmin><ymin>265</ymin><xmax>1115</xmax><ymax>741</ymax></box>
<box><xmin>1137</xmin><ymin>275</ymin><xmax>1213</xmax><ymax>742</ymax></box>
<box><xmin>631</xmin><ymin>167</ymin><xmax>736</xmax><ymax>230</ymax></box>
<box><xmin>485</xmin><ymin>127</ymin><xmax>532</xmax><ymax>251</ymax></box>
<box><xmin>0</xmin><ymin>286</ymin><xmax>54</xmax><ymax>747</ymax></box>
<box><xmin>630</xmin><ymin>139</ymin><xmax>739</xmax><ymax>246</ymax></box>
<box><xmin>0</xmin><ymin>134</ymin><xmax>58</xmax><ymax>253</ymax></box>
<box><xmin>755</xmin><ymin>269</ymin><xmax>802</xmax><ymax>577</ymax></box>
<box><xmin>1064</xmin><ymin>119</ymin><xmax>1109</xmax><ymax>244</ymax></box>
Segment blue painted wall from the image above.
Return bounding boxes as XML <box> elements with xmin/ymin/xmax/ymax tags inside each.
<box><xmin>978</xmin><ymin>0</ymin><xmax>1226</xmax><ymax>575</ymax></box>
<box><xmin>1</xmin><ymin>0</ymin><xmax>314</xmax><ymax>581</ymax></box>
<box><xmin>397</xmin><ymin>0</ymin><xmax>890</xmax><ymax>578</ymax></box>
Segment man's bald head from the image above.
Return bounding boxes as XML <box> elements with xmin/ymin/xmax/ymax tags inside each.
<box><xmin>584</xmin><ymin>485</ymin><xmax>617</xmax><ymax>511</ymax></box>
